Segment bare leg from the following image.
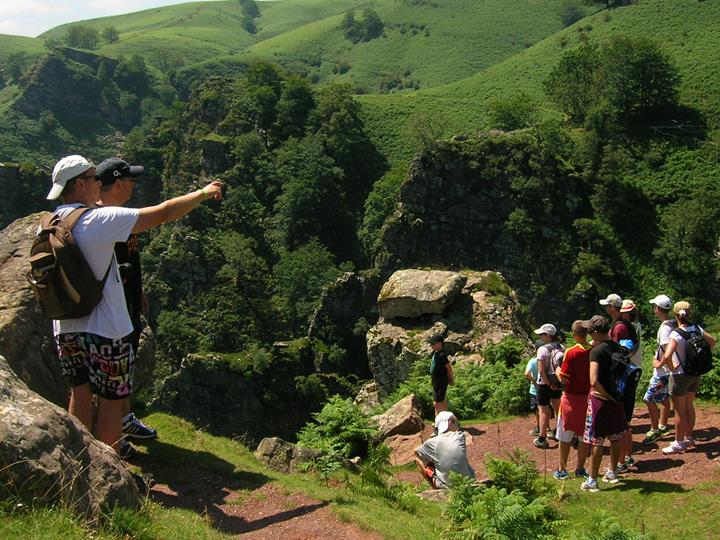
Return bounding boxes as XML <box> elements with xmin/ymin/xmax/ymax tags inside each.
<box><xmin>609</xmin><ymin>439</ymin><xmax>621</xmax><ymax>472</ymax></box>
<box><xmin>647</xmin><ymin>401</ymin><xmax>660</xmax><ymax>431</ymax></box>
<box><xmin>96</xmin><ymin>397</ymin><xmax>124</xmax><ymax>453</ymax></box>
<box><xmin>68</xmin><ymin>383</ymin><xmax>93</xmax><ymax>430</ymax></box>
<box><xmin>686</xmin><ymin>391</ymin><xmax>697</xmax><ymax>437</ymax></box>
<box><xmin>550</xmin><ymin>398</ymin><xmax>561</xmax><ymax>433</ymax></box>
<box><xmin>538</xmin><ymin>404</ymin><xmax>550</xmax><ymax>438</ymax></box>
<box><xmin>414</xmin><ymin>457</ymin><xmax>435</xmax><ymax>488</ymax></box>
<box><xmin>660</xmin><ymin>399</ymin><xmax>670</xmax><ymax>428</ymax></box>
<box><xmin>559</xmin><ymin>441</ymin><xmax>571</xmax><ymax>471</ymax></box>
<box><xmin>590</xmin><ymin>444</ymin><xmax>603</xmax><ymax>479</ymax></box>
<box><xmin>670</xmin><ymin>395</ymin><xmax>687</xmax><ymax>443</ymax></box>
<box><xmin>577</xmin><ymin>440</ymin><xmax>589</xmax><ymax>471</ymax></box>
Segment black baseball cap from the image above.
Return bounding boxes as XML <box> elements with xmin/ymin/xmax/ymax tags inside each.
<box><xmin>96</xmin><ymin>158</ymin><xmax>144</xmax><ymax>185</ymax></box>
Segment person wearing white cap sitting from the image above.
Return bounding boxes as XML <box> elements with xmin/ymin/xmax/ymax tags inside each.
<box><xmin>43</xmin><ymin>154</ymin><xmax>222</xmax><ymax>456</ymax></box>
<box><xmin>641</xmin><ymin>294</ymin><xmax>674</xmax><ymax>446</ymax></box>
<box><xmin>414</xmin><ymin>411</ymin><xmax>475</xmax><ymax>489</ymax></box>
<box><xmin>532</xmin><ymin>323</ymin><xmax>564</xmax><ymax>449</ymax></box>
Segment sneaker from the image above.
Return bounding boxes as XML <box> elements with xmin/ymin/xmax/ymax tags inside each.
<box><xmin>642</xmin><ymin>430</ymin><xmax>661</xmax><ymax>445</ymax></box>
<box><xmin>547</xmin><ymin>428</ymin><xmax>557</xmax><ymax>441</ymax></box>
<box><xmin>529</xmin><ymin>427</ymin><xmax>540</xmax><ymax>436</ymax></box>
<box><xmin>119</xmin><ymin>439</ymin><xmax>138</xmax><ymax>460</ymax></box>
<box><xmin>553</xmin><ymin>469</ymin><xmax>569</xmax><ymax>480</ymax></box>
<box><xmin>574</xmin><ymin>468</ymin><xmax>589</xmax><ymax>479</ymax></box>
<box><xmin>602</xmin><ymin>469</ymin><xmax>619</xmax><ymax>484</ymax></box>
<box><xmin>533</xmin><ymin>437</ymin><xmax>549</xmax><ymax>449</ymax></box>
<box><xmin>122</xmin><ymin>413</ymin><xmax>158</xmax><ymax>440</ymax></box>
<box><xmin>662</xmin><ymin>441</ymin><xmax>686</xmax><ymax>454</ymax></box>
<box><xmin>580</xmin><ymin>478</ymin><xmax>600</xmax><ymax>492</ymax></box>
<box><xmin>624</xmin><ymin>457</ymin><xmax>635</xmax><ymax>467</ymax></box>
<box><xmin>658</xmin><ymin>424</ymin><xmax>671</xmax><ymax>435</ymax></box>
<box><xmin>684</xmin><ymin>437</ymin><xmax>696</xmax><ymax>448</ymax></box>
<box><xmin>615</xmin><ymin>462</ymin><xmax>629</xmax><ymax>474</ymax></box>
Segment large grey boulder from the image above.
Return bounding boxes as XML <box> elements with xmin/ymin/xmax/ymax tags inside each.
<box><xmin>378</xmin><ymin>269</ymin><xmax>466</xmax><ymax>320</ymax></box>
<box><xmin>367</xmin><ymin>270</ymin><xmax>531</xmax><ymax>395</ymax></box>
<box><xmin>0</xmin><ymin>355</ymin><xmax>141</xmax><ymax>517</ymax></box>
<box><xmin>0</xmin><ymin>213</ymin><xmax>67</xmax><ymax>406</ymax></box>
<box><xmin>371</xmin><ymin>394</ymin><xmax>425</xmax><ymax>441</ymax></box>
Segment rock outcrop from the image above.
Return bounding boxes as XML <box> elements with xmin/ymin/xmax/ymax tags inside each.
<box><xmin>0</xmin><ymin>213</ymin><xmax>68</xmax><ymax>406</ymax></box>
<box><xmin>378</xmin><ymin>269</ymin><xmax>466</xmax><ymax>319</ymax></box>
<box><xmin>367</xmin><ymin>269</ymin><xmax>531</xmax><ymax>395</ymax></box>
<box><xmin>370</xmin><ymin>394</ymin><xmax>425</xmax><ymax>441</ymax></box>
<box><xmin>254</xmin><ymin>437</ymin><xmax>322</xmax><ymax>473</ymax></box>
<box><xmin>0</xmin><ymin>355</ymin><xmax>141</xmax><ymax>517</ymax></box>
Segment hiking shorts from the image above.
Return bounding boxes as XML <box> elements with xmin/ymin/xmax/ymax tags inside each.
<box><xmin>529</xmin><ymin>394</ymin><xmax>539</xmax><ymax>412</ymax></box>
<box><xmin>668</xmin><ymin>373</ymin><xmax>700</xmax><ymax>397</ymax></box>
<box><xmin>537</xmin><ymin>384</ymin><xmax>562</xmax><ymax>406</ymax></box>
<box><xmin>56</xmin><ymin>332</ymin><xmax>135</xmax><ymax>400</ymax></box>
<box><xmin>643</xmin><ymin>375</ymin><xmax>670</xmax><ymax>404</ymax></box>
<box><xmin>583</xmin><ymin>395</ymin><xmax>627</xmax><ymax>446</ymax></box>
<box><xmin>432</xmin><ymin>380</ymin><xmax>448</xmax><ymax>402</ymax></box>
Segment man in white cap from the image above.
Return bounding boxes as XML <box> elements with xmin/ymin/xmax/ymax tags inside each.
<box><xmin>641</xmin><ymin>294</ymin><xmax>674</xmax><ymax>445</ymax></box>
<box><xmin>414</xmin><ymin>411</ymin><xmax>475</xmax><ymax>489</ymax></box>
<box><xmin>44</xmin><ymin>154</ymin><xmax>222</xmax><ymax>455</ymax></box>
<box><xmin>532</xmin><ymin>323</ymin><xmax>564</xmax><ymax>449</ymax></box>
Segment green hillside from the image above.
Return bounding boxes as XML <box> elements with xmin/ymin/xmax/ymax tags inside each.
<box><xmin>0</xmin><ymin>34</ymin><xmax>45</xmax><ymax>62</ymax></box>
<box><xmin>359</xmin><ymin>0</ymin><xmax>720</xmax><ymax>161</ymax></box>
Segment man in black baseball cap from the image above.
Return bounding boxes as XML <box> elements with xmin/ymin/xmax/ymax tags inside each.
<box><xmin>96</xmin><ymin>158</ymin><xmax>144</xmax><ymax>184</ymax></box>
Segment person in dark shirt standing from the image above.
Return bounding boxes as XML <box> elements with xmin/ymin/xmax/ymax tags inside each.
<box><xmin>580</xmin><ymin>315</ymin><xmax>628</xmax><ymax>492</ymax></box>
<box><xmin>429</xmin><ymin>333</ymin><xmax>454</xmax><ymax>416</ymax></box>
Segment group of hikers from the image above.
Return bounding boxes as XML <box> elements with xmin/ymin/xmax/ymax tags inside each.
<box><xmin>32</xmin><ymin>155</ymin><xmax>222</xmax><ymax>459</ymax></box>
<box><xmin>416</xmin><ymin>293</ymin><xmax>716</xmax><ymax>492</ymax></box>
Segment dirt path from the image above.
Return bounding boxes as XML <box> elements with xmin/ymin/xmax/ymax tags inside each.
<box><xmin>147</xmin><ymin>405</ymin><xmax>720</xmax><ymax>538</ymax></box>
<box><xmin>397</xmin><ymin>403</ymin><xmax>720</xmax><ymax>486</ymax></box>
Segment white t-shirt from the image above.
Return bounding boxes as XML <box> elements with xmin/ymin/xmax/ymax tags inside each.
<box><xmin>536</xmin><ymin>342</ymin><xmax>564</xmax><ymax>386</ymax></box>
<box><xmin>51</xmin><ymin>204</ymin><xmax>140</xmax><ymax>340</ymax></box>
<box><xmin>415</xmin><ymin>431</ymin><xmax>475</xmax><ymax>488</ymax></box>
<box><xmin>669</xmin><ymin>324</ymin><xmax>704</xmax><ymax>375</ymax></box>
<box><xmin>653</xmin><ymin>319</ymin><xmax>675</xmax><ymax>377</ymax></box>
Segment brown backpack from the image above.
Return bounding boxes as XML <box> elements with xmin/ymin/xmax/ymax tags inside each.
<box><xmin>26</xmin><ymin>208</ymin><xmax>111</xmax><ymax>320</ymax></box>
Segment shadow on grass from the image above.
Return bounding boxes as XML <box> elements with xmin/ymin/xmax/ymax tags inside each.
<box><xmin>614</xmin><ymin>477</ymin><xmax>687</xmax><ymax>495</ymax></box>
<box><xmin>130</xmin><ymin>438</ymin><xmax>326</xmax><ymax>535</ymax></box>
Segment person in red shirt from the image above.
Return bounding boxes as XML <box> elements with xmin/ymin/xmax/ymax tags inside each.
<box><xmin>553</xmin><ymin>321</ymin><xmax>592</xmax><ymax>480</ymax></box>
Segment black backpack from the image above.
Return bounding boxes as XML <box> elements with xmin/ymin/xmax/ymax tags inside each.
<box><xmin>26</xmin><ymin>208</ymin><xmax>111</xmax><ymax>320</ymax></box>
<box><xmin>607</xmin><ymin>344</ymin><xmax>642</xmax><ymax>401</ymax></box>
<box><xmin>674</xmin><ymin>327</ymin><xmax>713</xmax><ymax>376</ymax></box>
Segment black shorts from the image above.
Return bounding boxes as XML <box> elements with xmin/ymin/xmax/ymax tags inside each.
<box><xmin>433</xmin><ymin>380</ymin><xmax>448</xmax><ymax>402</ymax></box>
<box><xmin>537</xmin><ymin>384</ymin><xmax>561</xmax><ymax>406</ymax></box>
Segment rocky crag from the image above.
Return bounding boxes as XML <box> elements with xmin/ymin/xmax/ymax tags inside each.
<box><xmin>366</xmin><ymin>269</ymin><xmax>531</xmax><ymax>396</ymax></box>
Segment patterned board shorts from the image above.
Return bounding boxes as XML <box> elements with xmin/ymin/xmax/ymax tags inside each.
<box><xmin>56</xmin><ymin>332</ymin><xmax>134</xmax><ymax>400</ymax></box>
<box><xmin>583</xmin><ymin>394</ymin><xmax>627</xmax><ymax>446</ymax></box>
<box><xmin>643</xmin><ymin>375</ymin><xmax>670</xmax><ymax>404</ymax></box>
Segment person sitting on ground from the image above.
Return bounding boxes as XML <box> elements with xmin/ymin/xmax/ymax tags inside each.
<box><xmin>428</xmin><ymin>333</ymin><xmax>454</xmax><ymax>417</ymax></box>
<box><xmin>533</xmin><ymin>323</ymin><xmax>564</xmax><ymax>449</ymax></box>
<box><xmin>553</xmin><ymin>321</ymin><xmax>591</xmax><ymax>480</ymax></box>
<box><xmin>414</xmin><ymin>411</ymin><xmax>475</xmax><ymax>489</ymax></box>
<box><xmin>642</xmin><ymin>294</ymin><xmax>674</xmax><ymax>446</ymax></box>
<box><xmin>655</xmin><ymin>301</ymin><xmax>716</xmax><ymax>455</ymax></box>
<box><xmin>524</xmin><ymin>339</ymin><xmax>544</xmax><ymax>437</ymax></box>
<box><xmin>580</xmin><ymin>315</ymin><xmax>629</xmax><ymax>492</ymax></box>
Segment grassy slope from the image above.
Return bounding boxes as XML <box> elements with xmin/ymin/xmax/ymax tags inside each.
<box><xmin>249</xmin><ymin>0</ymin><xmax>577</xmax><ymax>91</ymax></box>
<box><xmin>0</xmin><ymin>34</ymin><xmax>45</xmax><ymax>63</ymax></box>
<box><xmin>359</xmin><ymin>0</ymin><xmax>720</xmax><ymax>162</ymax></box>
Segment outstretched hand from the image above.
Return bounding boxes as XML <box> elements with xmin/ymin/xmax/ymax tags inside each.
<box><xmin>202</xmin><ymin>181</ymin><xmax>224</xmax><ymax>201</ymax></box>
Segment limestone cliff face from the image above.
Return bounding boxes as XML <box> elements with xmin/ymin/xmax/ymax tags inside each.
<box><xmin>376</xmin><ymin>131</ymin><xmax>591</xmax><ymax>322</ymax></box>
<box><xmin>0</xmin><ymin>213</ymin><xmax>67</xmax><ymax>406</ymax></box>
<box><xmin>367</xmin><ymin>269</ymin><xmax>531</xmax><ymax>395</ymax></box>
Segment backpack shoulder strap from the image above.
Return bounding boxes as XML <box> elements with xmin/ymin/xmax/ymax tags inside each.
<box><xmin>674</xmin><ymin>327</ymin><xmax>690</xmax><ymax>340</ymax></box>
<box><xmin>62</xmin><ymin>206</ymin><xmax>91</xmax><ymax>230</ymax></box>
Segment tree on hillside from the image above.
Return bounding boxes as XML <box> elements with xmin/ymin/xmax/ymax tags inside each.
<box><xmin>114</xmin><ymin>54</ymin><xmax>151</xmax><ymax>96</ymax></box>
<box><xmin>5</xmin><ymin>52</ymin><xmax>29</xmax><ymax>82</ymax></box>
<box><xmin>101</xmin><ymin>26</ymin><xmax>119</xmax><ymax>44</ymax></box>
<box><xmin>65</xmin><ymin>25</ymin><xmax>100</xmax><ymax>49</ymax></box>
<box><xmin>238</xmin><ymin>0</ymin><xmax>260</xmax><ymax>18</ymax></box>
<box><xmin>559</xmin><ymin>0</ymin><xmax>585</xmax><ymax>27</ymax></box>
<box><xmin>544</xmin><ymin>42</ymin><xmax>600</xmax><ymax>124</ymax></box>
<box><xmin>340</xmin><ymin>8</ymin><xmax>384</xmax><ymax>43</ymax></box>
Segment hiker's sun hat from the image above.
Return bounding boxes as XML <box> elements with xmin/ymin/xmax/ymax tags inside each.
<box><xmin>599</xmin><ymin>293</ymin><xmax>623</xmax><ymax>308</ymax></box>
<box><xmin>620</xmin><ymin>299</ymin><xmax>636</xmax><ymax>313</ymax></box>
<box><xmin>47</xmin><ymin>155</ymin><xmax>94</xmax><ymax>200</ymax></box>
<box><xmin>435</xmin><ymin>411</ymin><xmax>456</xmax><ymax>435</ymax></box>
<box><xmin>96</xmin><ymin>158</ymin><xmax>144</xmax><ymax>186</ymax></box>
<box><xmin>581</xmin><ymin>315</ymin><xmax>610</xmax><ymax>333</ymax></box>
<box><xmin>649</xmin><ymin>295</ymin><xmax>672</xmax><ymax>310</ymax></box>
<box><xmin>533</xmin><ymin>323</ymin><xmax>557</xmax><ymax>336</ymax></box>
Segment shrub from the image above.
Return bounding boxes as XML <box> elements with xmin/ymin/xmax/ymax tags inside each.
<box><xmin>484</xmin><ymin>449</ymin><xmax>552</xmax><ymax>500</ymax></box>
<box><xmin>578</xmin><ymin>511</ymin><xmax>654</xmax><ymax>540</ymax></box>
<box><xmin>297</xmin><ymin>395</ymin><xmax>376</xmax><ymax>458</ymax></box>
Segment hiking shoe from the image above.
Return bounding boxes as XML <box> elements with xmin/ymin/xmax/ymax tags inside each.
<box><xmin>624</xmin><ymin>457</ymin><xmax>635</xmax><ymax>467</ymax></box>
<box><xmin>533</xmin><ymin>437</ymin><xmax>549</xmax><ymax>449</ymax></box>
<box><xmin>529</xmin><ymin>426</ymin><xmax>540</xmax><ymax>436</ymax></box>
<box><xmin>574</xmin><ymin>468</ymin><xmax>589</xmax><ymax>479</ymax></box>
<box><xmin>662</xmin><ymin>441</ymin><xmax>686</xmax><ymax>455</ymax></box>
<box><xmin>684</xmin><ymin>436</ymin><xmax>697</xmax><ymax>448</ymax></box>
<box><xmin>122</xmin><ymin>413</ymin><xmax>158</xmax><ymax>440</ymax></box>
<box><xmin>642</xmin><ymin>430</ymin><xmax>661</xmax><ymax>445</ymax></box>
<box><xmin>615</xmin><ymin>462</ymin><xmax>629</xmax><ymax>474</ymax></box>
<box><xmin>659</xmin><ymin>424</ymin><xmax>671</xmax><ymax>435</ymax></box>
<box><xmin>553</xmin><ymin>469</ymin><xmax>569</xmax><ymax>480</ymax></box>
<box><xmin>547</xmin><ymin>429</ymin><xmax>557</xmax><ymax>441</ymax></box>
<box><xmin>581</xmin><ymin>478</ymin><xmax>600</xmax><ymax>492</ymax></box>
<box><xmin>119</xmin><ymin>439</ymin><xmax>138</xmax><ymax>460</ymax></box>
<box><xmin>602</xmin><ymin>469</ymin><xmax>619</xmax><ymax>484</ymax></box>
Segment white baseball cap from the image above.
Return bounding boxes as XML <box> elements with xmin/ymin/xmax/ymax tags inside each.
<box><xmin>434</xmin><ymin>411</ymin><xmax>456</xmax><ymax>435</ymax></box>
<box><xmin>533</xmin><ymin>323</ymin><xmax>557</xmax><ymax>336</ymax></box>
<box><xmin>599</xmin><ymin>293</ymin><xmax>623</xmax><ymax>308</ymax></box>
<box><xmin>649</xmin><ymin>294</ymin><xmax>672</xmax><ymax>310</ymax></box>
<box><xmin>47</xmin><ymin>155</ymin><xmax>94</xmax><ymax>200</ymax></box>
